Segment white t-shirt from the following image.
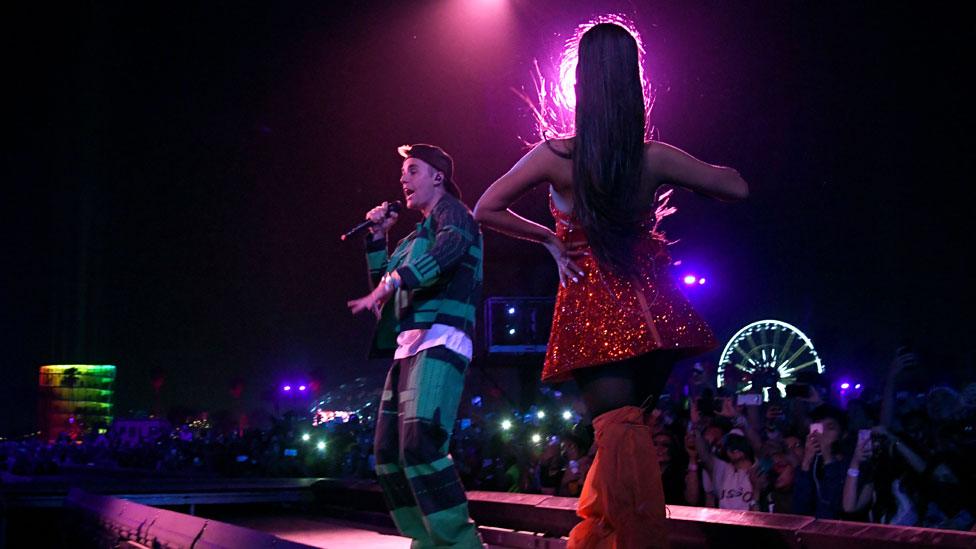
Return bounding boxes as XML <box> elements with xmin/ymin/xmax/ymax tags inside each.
<box><xmin>709</xmin><ymin>459</ymin><xmax>755</xmax><ymax>510</ymax></box>
<box><xmin>394</xmin><ymin>323</ymin><xmax>472</xmax><ymax>361</ymax></box>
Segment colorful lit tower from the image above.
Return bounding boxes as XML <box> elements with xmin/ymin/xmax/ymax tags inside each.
<box><xmin>38</xmin><ymin>364</ymin><xmax>116</xmax><ymax>441</ymax></box>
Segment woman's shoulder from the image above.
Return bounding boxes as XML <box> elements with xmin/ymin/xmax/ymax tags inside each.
<box><xmin>643</xmin><ymin>140</ymin><xmax>671</xmax><ymax>161</ymax></box>
<box><xmin>541</xmin><ymin>137</ymin><xmax>574</xmax><ymax>159</ymax></box>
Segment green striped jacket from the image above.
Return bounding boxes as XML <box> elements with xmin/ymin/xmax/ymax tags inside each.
<box><xmin>365</xmin><ymin>194</ymin><xmax>483</xmax><ymax>358</ymax></box>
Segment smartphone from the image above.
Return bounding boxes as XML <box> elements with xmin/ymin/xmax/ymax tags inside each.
<box><xmin>737</xmin><ymin>394</ymin><xmax>762</xmax><ymax>406</ymax></box>
<box><xmin>858</xmin><ymin>429</ymin><xmax>871</xmax><ymax>448</ymax></box>
<box><xmin>785</xmin><ymin>383</ymin><xmax>811</xmax><ymax>399</ymax></box>
<box><xmin>809</xmin><ymin>422</ymin><xmax>824</xmax><ymax>435</ymax></box>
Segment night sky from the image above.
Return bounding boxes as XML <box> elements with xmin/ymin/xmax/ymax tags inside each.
<box><xmin>4</xmin><ymin>2</ymin><xmax>972</xmax><ymax>436</ymax></box>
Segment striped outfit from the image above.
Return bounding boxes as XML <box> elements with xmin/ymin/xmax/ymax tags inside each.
<box><xmin>365</xmin><ymin>194</ymin><xmax>483</xmax><ymax>548</ymax></box>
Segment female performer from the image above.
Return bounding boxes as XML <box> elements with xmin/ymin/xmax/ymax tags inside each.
<box><xmin>474</xmin><ymin>22</ymin><xmax>748</xmax><ymax>548</ymax></box>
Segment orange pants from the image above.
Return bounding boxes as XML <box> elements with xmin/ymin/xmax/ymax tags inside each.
<box><xmin>568</xmin><ymin>406</ymin><xmax>669</xmax><ymax>549</ymax></box>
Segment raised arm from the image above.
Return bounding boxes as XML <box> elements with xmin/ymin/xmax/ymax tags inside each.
<box><xmin>646</xmin><ymin>141</ymin><xmax>749</xmax><ymax>201</ymax></box>
<box><xmin>474</xmin><ymin>143</ymin><xmax>556</xmax><ymax>243</ymax></box>
<box><xmin>842</xmin><ymin>436</ymin><xmax>876</xmax><ymax>513</ymax></box>
<box><xmin>693</xmin><ymin>422</ymin><xmax>717</xmax><ymax>478</ymax></box>
<box><xmin>474</xmin><ymin>143</ymin><xmax>584</xmax><ymax>286</ymax></box>
<box><xmin>880</xmin><ymin>348</ymin><xmax>916</xmax><ymax>428</ymax></box>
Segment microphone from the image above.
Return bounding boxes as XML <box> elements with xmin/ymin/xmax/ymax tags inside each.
<box><xmin>340</xmin><ymin>201</ymin><xmax>403</xmax><ymax>241</ymax></box>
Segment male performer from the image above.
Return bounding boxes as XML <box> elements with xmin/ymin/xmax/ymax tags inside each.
<box><xmin>348</xmin><ymin>144</ymin><xmax>483</xmax><ymax>548</ymax></box>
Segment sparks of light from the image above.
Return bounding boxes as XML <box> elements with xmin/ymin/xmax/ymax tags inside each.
<box><xmin>523</xmin><ymin>14</ymin><xmax>650</xmax><ymax>141</ymax></box>
<box><xmin>553</xmin><ymin>14</ymin><xmax>648</xmax><ymax>116</ymax></box>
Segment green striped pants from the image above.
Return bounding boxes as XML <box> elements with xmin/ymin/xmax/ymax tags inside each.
<box><xmin>373</xmin><ymin>345</ymin><xmax>482</xmax><ymax>548</ymax></box>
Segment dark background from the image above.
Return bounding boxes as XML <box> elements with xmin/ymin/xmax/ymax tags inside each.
<box><xmin>4</xmin><ymin>1</ymin><xmax>972</xmax><ymax>436</ymax></box>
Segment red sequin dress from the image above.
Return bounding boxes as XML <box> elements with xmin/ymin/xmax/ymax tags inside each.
<box><xmin>542</xmin><ymin>198</ymin><xmax>717</xmax><ymax>382</ymax></box>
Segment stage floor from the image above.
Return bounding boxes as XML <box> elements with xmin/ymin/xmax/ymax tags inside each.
<box><xmin>226</xmin><ymin>514</ymin><xmax>411</xmax><ymax>548</ymax></box>
<box><xmin>221</xmin><ymin>512</ymin><xmax>548</xmax><ymax>549</ymax></box>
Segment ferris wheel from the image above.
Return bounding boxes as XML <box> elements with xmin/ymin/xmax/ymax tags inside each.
<box><xmin>717</xmin><ymin>319</ymin><xmax>825</xmax><ymax>401</ymax></box>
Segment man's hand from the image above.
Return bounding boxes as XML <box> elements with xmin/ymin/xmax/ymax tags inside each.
<box><xmin>749</xmin><ymin>465</ymin><xmax>769</xmax><ymax>493</ymax></box>
<box><xmin>889</xmin><ymin>347</ymin><xmax>918</xmax><ymax>377</ymax></box>
<box><xmin>852</xmin><ymin>435</ymin><xmax>873</xmax><ymax>464</ymax></box>
<box><xmin>802</xmin><ymin>431</ymin><xmax>821</xmax><ymax>471</ymax></box>
<box><xmin>366</xmin><ymin>201</ymin><xmax>399</xmax><ymax>239</ymax></box>
<box><xmin>347</xmin><ymin>283</ymin><xmax>393</xmax><ymax>318</ymax></box>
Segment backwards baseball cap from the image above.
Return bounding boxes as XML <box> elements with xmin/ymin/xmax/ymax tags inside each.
<box><xmin>397</xmin><ymin>143</ymin><xmax>462</xmax><ymax>200</ymax></box>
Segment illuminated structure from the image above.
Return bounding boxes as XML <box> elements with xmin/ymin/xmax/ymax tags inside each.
<box><xmin>718</xmin><ymin>320</ymin><xmax>825</xmax><ymax>401</ymax></box>
<box><xmin>38</xmin><ymin>364</ymin><xmax>116</xmax><ymax>441</ymax></box>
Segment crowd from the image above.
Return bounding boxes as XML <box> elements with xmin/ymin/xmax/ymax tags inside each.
<box><xmin>0</xmin><ymin>413</ymin><xmax>375</xmax><ymax>479</ymax></box>
<box><xmin>670</xmin><ymin>349</ymin><xmax>976</xmax><ymax>532</ymax></box>
<box><xmin>3</xmin><ymin>348</ymin><xmax>974</xmax><ymax>532</ymax></box>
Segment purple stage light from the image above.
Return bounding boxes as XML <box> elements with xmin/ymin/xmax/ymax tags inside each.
<box><xmin>840</xmin><ymin>382</ymin><xmax>850</xmax><ymax>390</ymax></box>
<box><xmin>299</xmin><ymin>385</ymin><xmax>307</xmax><ymax>391</ymax></box>
<box><xmin>698</xmin><ymin>277</ymin><xmax>707</xmax><ymax>285</ymax></box>
<box><xmin>683</xmin><ymin>275</ymin><xmax>697</xmax><ymax>285</ymax></box>
<box><xmin>855</xmin><ymin>383</ymin><xmax>861</xmax><ymax>389</ymax></box>
<box><xmin>283</xmin><ymin>385</ymin><xmax>292</xmax><ymax>392</ymax></box>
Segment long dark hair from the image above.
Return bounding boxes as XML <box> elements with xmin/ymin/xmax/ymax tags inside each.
<box><xmin>572</xmin><ymin>23</ymin><xmax>648</xmax><ymax>275</ymax></box>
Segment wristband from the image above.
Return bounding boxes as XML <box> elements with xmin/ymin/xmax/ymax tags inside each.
<box><xmin>846</xmin><ymin>468</ymin><xmax>860</xmax><ymax>478</ymax></box>
<box><xmin>381</xmin><ymin>272</ymin><xmax>400</xmax><ymax>293</ymax></box>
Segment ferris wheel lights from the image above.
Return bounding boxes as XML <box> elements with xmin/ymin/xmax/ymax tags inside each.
<box><xmin>719</xmin><ymin>320</ymin><xmax>825</xmax><ymax>401</ymax></box>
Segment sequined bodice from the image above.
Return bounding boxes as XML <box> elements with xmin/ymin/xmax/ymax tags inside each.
<box><xmin>542</xmin><ymin>196</ymin><xmax>716</xmax><ymax>382</ymax></box>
